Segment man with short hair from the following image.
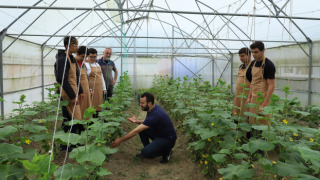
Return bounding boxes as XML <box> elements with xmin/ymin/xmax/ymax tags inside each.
<box><xmin>233</xmin><ymin>47</ymin><xmax>252</xmax><ymax>117</ymax></box>
<box><xmin>111</xmin><ymin>92</ymin><xmax>177</xmax><ymax>163</ymax></box>
<box><xmin>245</xmin><ymin>41</ymin><xmax>276</xmax><ymax>125</ymax></box>
<box><xmin>97</xmin><ymin>48</ymin><xmax>118</xmax><ymax>101</ymax></box>
<box><xmin>54</xmin><ymin>36</ymin><xmax>85</xmax><ymax>151</ymax></box>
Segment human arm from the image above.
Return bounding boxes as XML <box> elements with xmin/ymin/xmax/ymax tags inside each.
<box><xmin>259</xmin><ymin>79</ymin><xmax>275</xmax><ymax>111</ymax></box>
<box><xmin>112</xmin><ymin>66</ymin><xmax>118</xmax><ymax>86</ymax></box>
<box><xmin>127</xmin><ymin>113</ymin><xmax>144</xmax><ymax>124</ymax></box>
<box><xmin>98</xmin><ymin>64</ymin><xmax>107</xmax><ymax>94</ymax></box>
<box><xmin>110</xmin><ymin>124</ymin><xmax>149</xmax><ymax>148</ymax></box>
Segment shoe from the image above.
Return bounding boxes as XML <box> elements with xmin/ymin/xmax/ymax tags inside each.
<box><xmin>160</xmin><ymin>150</ymin><xmax>173</xmax><ymax>163</ymax></box>
<box><xmin>136</xmin><ymin>153</ymin><xmax>144</xmax><ymax>158</ymax></box>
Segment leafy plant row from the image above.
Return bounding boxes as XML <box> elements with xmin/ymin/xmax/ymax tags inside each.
<box><xmin>0</xmin><ymin>72</ymin><xmax>133</xmax><ymax>180</ymax></box>
<box><xmin>150</xmin><ymin>74</ymin><xmax>320</xmax><ymax>180</ymax></box>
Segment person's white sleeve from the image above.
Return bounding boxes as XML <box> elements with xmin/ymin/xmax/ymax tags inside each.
<box><xmin>98</xmin><ymin>64</ymin><xmax>106</xmax><ymax>90</ymax></box>
<box><xmin>85</xmin><ymin>63</ymin><xmax>91</xmax><ymax>76</ymax></box>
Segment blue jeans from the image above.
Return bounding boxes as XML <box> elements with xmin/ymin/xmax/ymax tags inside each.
<box><xmin>139</xmin><ymin>128</ymin><xmax>176</xmax><ymax>158</ymax></box>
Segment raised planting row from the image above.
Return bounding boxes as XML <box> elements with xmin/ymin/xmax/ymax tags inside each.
<box><xmin>0</xmin><ymin>72</ymin><xmax>133</xmax><ymax>180</ymax></box>
<box><xmin>150</xmin><ymin>74</ymin><xmax>320</xmax><ymax>180</ymax></box>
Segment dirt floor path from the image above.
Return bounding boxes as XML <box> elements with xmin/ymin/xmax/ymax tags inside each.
<box><xmin>103</xmin><ymin>101</ymin><xmax>210</xmax><ymax>180</ymax></box>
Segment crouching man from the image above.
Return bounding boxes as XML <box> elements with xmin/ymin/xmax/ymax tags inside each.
<box><xmin>111</xmin><ymin>92</ymin><xmax>177</xmax><ymax>163</ymax></box>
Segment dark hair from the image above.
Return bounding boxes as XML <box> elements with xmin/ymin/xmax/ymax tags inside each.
<box><xmin>77</xmin><ymin>46</ymin><xmax>89</xmax><ymax>55</ymax></box>
<box><xmin>238</xmin><ymin>47</ymin><xmax>251</xmax><ymax>55</ymax></box>
<box><xmin>63</xmin><ymin>36</ymin><xmax>77</xmax><ymax>49</ymax></box>
<box><xmin>141</xmin><ymin>92</ymin><xmax>154</xmax><ymax>105</ymax></box>
<box><xmin>88</xmin><ymin>48</ymin><xmax>97</xmax><ymax>55</ymax></box>
<box><xmin>250</xmin><ymin>41</ymin><xmax>265</xmax><ymax>51</ymax></box>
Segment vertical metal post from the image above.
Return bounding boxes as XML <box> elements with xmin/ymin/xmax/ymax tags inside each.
<box><xmin>172</xmin><ymin>26</ymin><xmax>174</xmax><ymax>79</ymax></box>
<box><xmin>0</xmin><ymin>29</ymin><xmax>6</xmax><ymax>116</ymax></box>
<box><xmin>230</xmin><ymin>53</ymin><xmax>233</xmax><ymax>92</ymax></box>
<box><xmin>41</xmin><ymin>45</ymin><xmax>45</xmax><ymax>101</ymax></box>
<box><xmin>119</xmin><ymin>0</ymin><xmax>123</xmax><ymax>78</ymax></box>
<box><xmin>307</xmin><ymin>38</ymin><xmax>312</xmax><ymax>106</ymax></box>
<box><xmin>212</xmin><ymin>58</ymin><xmax>214</xmax><ymax>87</ymax></box>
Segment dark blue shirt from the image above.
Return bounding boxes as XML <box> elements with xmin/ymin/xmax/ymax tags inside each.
<box><xmin>97</xmin><ymin>58</ymin><xmax>116</xmax><ymax>86</ymax></box>
<box><xmin>143</xmin><ymin>105</ymin><xmax>177</xmax><ymax>141</ymax></box>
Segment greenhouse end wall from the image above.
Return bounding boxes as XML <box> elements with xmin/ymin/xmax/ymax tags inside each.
<box><xmin>232</xmin><ymin>41</ymin><xmax>320</xmax><ymax>107</ymax></box>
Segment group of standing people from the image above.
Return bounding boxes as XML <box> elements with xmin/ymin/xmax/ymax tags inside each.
<box><xmin>54</xmin><ymin>36</ymin><xmax>118</xmax><ymax>151</ymax></box>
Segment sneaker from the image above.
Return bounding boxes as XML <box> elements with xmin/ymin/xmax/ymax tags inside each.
<box><xmin>160</xmin><ymin>150</ymin><xmax>173</xmax><ymax>163</ymax></box>
<box><xmin>136</xmin><ymin>153</ymin><xmax>144</xmax><ymax>158</ymax></box>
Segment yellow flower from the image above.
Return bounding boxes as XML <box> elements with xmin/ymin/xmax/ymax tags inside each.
<box><xmin>230</xmin><ymin>106</ymin><xmax>232</xmax><ymax>108</ymax></box>
<box><xmin>39</xmin><ymin>119</ymin><xmax>43</xmax><ymax>123</ymax></box>
<box><xmin>282</xmin><ymin>119</ymin><xmax>288</xmax><ymax>124</ymax></box>
<box><xmin>310</xmin><ymin>138</ymin><xmax>314</xmax><ymax>142</ymax></box>
<box><xmin>205</xmin><ymin>161</ymin><xmax>207</xmax><ymax>164</ymax></box>
<box><xmin>238</xmin><ymin>138</ymin><xmax>241</xmax><ymax>142</ymax></box>
<box><xmin>59</xmin><ymin>108</ymin><xmax>61</xmax><ymax>111</ymax></box>
<box><xmin>219</xmin><ymin>177</ymin><xmax>224</xmax><ymax>180</ymax></box>
<box><xmin>202</xmin><ymin>154</ymin><xmax>206</xmax><ymax>158</ymax></box>
<box><xmin>25</xmin><ymin>139</ymin><xmax>31</xmax><ymax>145</ymax></box>
<box><xmin>46</xmin><ymin>131</ymin><xmax>49</xmax><ymax>134</ymax></box>
<box><xmin>217</xmin><ymin>165</ymin><xmax>220</xmax><ymax>169</ymax></box>
<box><xmin>108</xmin><ymin>134</ymin><xmax>111</xmax><ymax>137</ymax></box>
<box><xmin>7</xmin><ymin>162</ymin><xmax>11</xmax><ymax>164</ymax></box>
<box><xmin>282</xmin><ymin>178</ymin><xmax>286</xmax><ymax>180</ymax></box>
<box><xmin>261</xmin><ymin>137</ymin><xmax>264</xmax><ymax>139</ymax></box>
<box><xmin>48</xmin><ymin>142</ymin><xmax>51</xmax><ymax>146</ymax></box>
<box><xmin>234</xmin><ymin>112</ymin><xmax>237</xmax><ymax>115</ymax></box>
<box><xmin>226</xmin><ymin>127</ymin><xmax>229</xmax><ymax>130</ymax></box>
<box><xmin>208</xmin><ymin>138</ymin><xmax>211</xmax><ymax>142</ymax></box>
<box><xmin>272</xmin><ymin>161</ymin><xmax>277</xmax><ymax>164</ymax></box>
<box><xmin>294</xmin><ymin>133</ymin><xmax>298</xmax><ymax>137</ymax></box>
<box><xmin>218</xmin><ymin>141</ymin><xmax>221</xmax><ymax>143</ymax></box>
<box><xmin>191</xmin><ymin>101</ymin><xmax>193</xmax><ymax>103</ymax></box>
<box><xmin>290</xmin><ymin>138</ymin><xmax>293</xmax><ymax>142</ymax></box>
<box><xmin>211</xmin><ymin>123</ymin><xmax>214</xmax><ymax>126</ymax></box>
<box><xmin>251</xmin><ymin>164</ymin><xmax>254</xmax><ymax>168</ymax></box>
<box><xmin>248</xmin><ymin>159</ymin><xmax>250</xmax><ymax>162</ymax></box>
<box><xmin>274</xmin><ymin>175</ymin><xmax>277</xmax><ymax>178</ymax></box>
<box><xmin>120</xmin><ymin>112</ymin><xmax>122</xmax><ymax>114</ymax></box>
<box><xmin>98</xmin><ymin>143</ymin><xmax>101</xmax><ymax>146</ymax></box>
<box><xmin>200</xmin><ymin>160</ymin><xmax>203</xmax><ymax>164</ymax></box>
<box><xmin>174</xmin><ymin>98</ymin><xmax>176</xmax><ymax>100</ymax></box>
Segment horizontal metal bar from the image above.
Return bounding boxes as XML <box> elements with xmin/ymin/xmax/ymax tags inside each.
<box><xmin>2</xmin><ymin>84</ymin><xmax>54</xmax><ymax>95</ymax></box>
<box><xmin>105</xmin><ymin>52</ymin><xmax>229</xmax><ymax>54</ymax></box>
<box><xmin>47</xmin><ymin>45</ymin><xmax>239</xmax><ymax>50</ymax></box>
<box><xmin>0</xmin><ymin>5</ymin><xmax>319</xmax><ymax>20</ymax></box>
<box><xmin>7</xmin><ymin>34</ymin><xmax>306</xmax><ymax>43</ymax></box>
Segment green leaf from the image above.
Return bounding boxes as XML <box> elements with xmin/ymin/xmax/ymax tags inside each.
<box><xmin>14</xmin><ymin>148</ymin><xmax>36</xmax><ymax>161</ymax></box>
<box><xmin>0</xmin><ymin>169</ymin><xmax>8</xmax><ymax>180</ymax></box>
<box><xmin>0</xmin><ymin>143</ymin><xmax>23</xmax><ymax>157</ymax></box>
<box><xmin>252</xmin><ymin>124</ymin><xmax>268</xmax><ymax>131</ymax></box>
<box><xmin>7</xmin><ymin>162</ymin><xmax>25</xmax><ymax>180</ymax></box>
<box><xmin>0</xmin><ymin>126</ymin><xmax>18</xmax><ymax>140</ymax></box>
<box><xmin>248</xmin><ymin>139</ymin><xmax>275</xmax><ymax>154</ymax></box>
<box><xmin>54</xmin><ymin>164</ymin><xmax>86</xmax><ymax>180</ymax></box>
<box><xmin>197</xmin><ymin>128</ymin><xmax>219</xmax><ymax>140</ymax></box>
<box><xmin>28</xmin><ymin>131</ymin><xmax>51</xmax><ymax>142</ymax></box>
<box><xmin>292</xmin><ymin>110</ymin><xmax>310</xmax><ymax>117</ymax></box>
<box><xmin>275</xmin><ymin>125</ymin><xmax>298</xmax><ymax>133</ymax></box>
<box><xmin>212</xmin><ymin>154</ymin><xmax>226</xmax><ymax>162</ymax></box>
<box><xmin>76</xmin><ymin>149</ymin><xmax>105</xmax><ymax>165</ymax></box>
<box><xmin>96</xmin><ymin>167</ymin><xmax>112</xmax><ymax>176</ymax></box>
<box><xmin>297</xmin><ymin>147</ymin><xmax>320</xmax><ymax>162</ymax></box>
<box><xmin>218</xmin><ymin>163</ymin><xmax>254</xmax><ymax>179</ymax></box>
<box><xmin>244</xmin><ymin>112</ymin><xmax>257</xmax><ymax>117</ymax></box>
<box><xmin>234</xmin><ymin>153</ymin><xmax>248</xmax><ymax>159</ymax></box>
<box><xmin>45</xmin><ymin>115</ymin><xmax>64</xmax><ymax>121</ymax></box>
<box><xmin>219</xmin><ymin>149</ymin><xmax>231</xmax><ymax>154</ymax></box>
<box><xmin>54</xmin><ymin>131</ymin><xmax>81</xmax><ymax>145</ymax></box>
<box><xmin>24</xmin><ymin>124</ymin><xmax>47</xmax><ymax>133</ymax></box>
<box><xmin>271</xmin><ymin>161</ymin><xmax>300</xmax><ymax>177</ymax></box>
<box><xmin>187</xmin><ymin>141</ymin><xmax>205</xmax><ymax>150</ymax></box>
<box><xmin>292</xmin><ymin>174</ymin><xmax>320</xmax><ymax>180</ymax></box>
<box><xmin>280</xmin><ymin>150</ymin><xmax>305</xmax><ymax>164</ymax></box>
<box><xmin>90</xmin><ymin>145</ymin><xmax>118</xmax><ymax>155</ymax></box>
<box><xmin>38</xmin><ymin>156</ymin><xmax>58</xmax><ymax>174</ymax></box>
<box><xmin>239</xmin><ymin>123</ymin><xmax>252</xmax><ymax>131</ymax></box>
<box><xmin>23</xmin><ymin>111</ymin><xmax>39</xmax><ymax>116</ymax></box>
<box><xmin>211</xmin><ymin>111</ymin><xmax>231</xmax><ymax>119</ymax></box>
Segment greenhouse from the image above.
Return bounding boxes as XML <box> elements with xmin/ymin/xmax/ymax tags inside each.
<box><xmin>1</xmin><ymin>0</ymin><xmax>320</xmax><ymax>179</ymax></box>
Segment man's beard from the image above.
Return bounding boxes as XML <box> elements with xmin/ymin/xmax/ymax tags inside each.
<box><xmin>141</xmin><ymin>104</ymin><xmax>149</xmax><ymax>111</ymax></box>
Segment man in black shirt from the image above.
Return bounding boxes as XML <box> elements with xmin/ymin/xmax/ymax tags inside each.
<box><xmin>245</xmin><ymin>41</ymin><xmax>275</xmax><ymax>125</ymax></box>
<box><xmin>54</xmin><ymin>36</ymin><xmax>85</xmax><ymax>151</ymax></box>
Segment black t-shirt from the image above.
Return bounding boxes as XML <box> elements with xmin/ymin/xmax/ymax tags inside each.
<box><xmin>143</xmin><ymin>105</ymin><xmax>177</xmax><ymax>141</ymax></box>
<box><xmin>238</xmin><ymin>63</ymin><xmax>248</xmax><ymax>70</ymax></box>
<box><xmin>246</xmin><ymin>58</ymin><xmax>276</xmax><ymax>83</ymax></box>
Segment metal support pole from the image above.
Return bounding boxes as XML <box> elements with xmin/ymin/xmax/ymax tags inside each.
<box><xmin>0</xmin><ymin>29</ymin><xmax>6</xmax><ymax>116</ymax></box>
<box><xmin>307</xmin><ymin>38</ymin><xmax>312</xmax><ymax>105</ymax></box>
<box><xmin>120</xmin><ymin>1</ymin><xmax>123</xmax><ymax>78</ymax></box>
<box><xmin>230</xmin><ymin>53</ymin><xmax>233</xmax><ymax>93</ymax></box>
<box><xmin>41</xmin><ymin>45</ymin><xmax>45</xmax><ymax>101</ymax></box>
<box><xmin>172</xmin><ymin>26</ymin><xmax>174</xmax><ymax>79</ymax></box>
<box><xmin>212</xmin><ymin>58</ymin><xmax>214</xmax><ymax>87</ymax></box>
